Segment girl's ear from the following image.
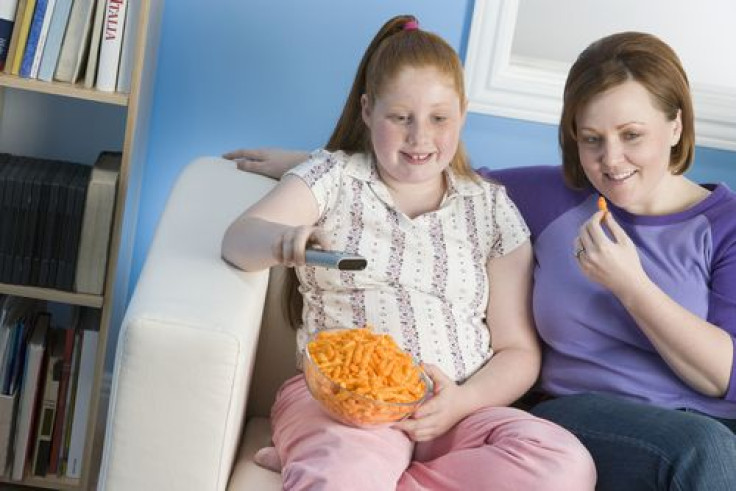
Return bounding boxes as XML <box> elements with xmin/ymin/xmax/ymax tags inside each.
<box><xmin>671</xmin><ymin>109</ymin><xmax>683</xmax><ymax>147</ymax></box>
<box><xmin>361</xmin><ymin>94</ymin><xmax>372</xmax><ymax>127</ymax></box>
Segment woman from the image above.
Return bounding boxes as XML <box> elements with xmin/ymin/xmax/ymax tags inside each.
<box><xmin>225</xmin><ymin>31</ymin><xmax>736</xmax><ymax>490</ymax></box>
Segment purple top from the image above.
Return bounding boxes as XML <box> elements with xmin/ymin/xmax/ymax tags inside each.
<box><xmin>480</xmin><ymin>165</ymin><xmax>736</xmax><ymax>418</ymax></box>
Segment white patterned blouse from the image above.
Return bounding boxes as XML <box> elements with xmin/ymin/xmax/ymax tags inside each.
<box><xmin>287</xmin><ymin>150</ymin><xmax>530</xmax><ymax>382</ymax></box>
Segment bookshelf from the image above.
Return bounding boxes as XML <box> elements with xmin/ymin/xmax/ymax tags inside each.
<box><xmin>0</xmin><ymin>0</ymin><xmax>164</xmax><ymax>489</ymax></box>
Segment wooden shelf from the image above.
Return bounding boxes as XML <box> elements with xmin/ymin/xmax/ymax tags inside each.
<box><xmin>0</xmin><ymin>73</ymin><xmax>128</xmax><ymax>106</ymax></box>
<box><xmin>0</xmin><ymin>283</ymin><xmax>104</xmax><ymax>308</ymax></box>
<box><xmin>0</xmin><ymin>1</ymin><xmax>163</xmax><ymax>488</ymax></box>
<box><xmin>0</xmin><ymin>473</ymin><xmax>80</xmax><ymax>490</ymax></box>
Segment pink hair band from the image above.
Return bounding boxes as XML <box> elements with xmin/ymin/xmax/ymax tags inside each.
<box><xmin>404</xmin><ymin>20</ymin><xmax>419</xmax><ymax>31</ymax></box>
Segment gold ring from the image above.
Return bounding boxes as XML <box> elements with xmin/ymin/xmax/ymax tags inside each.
<box><xmin>575</xmin><ymin>247</ymin><xmax>586</xmax><ymax>258</ymax></box>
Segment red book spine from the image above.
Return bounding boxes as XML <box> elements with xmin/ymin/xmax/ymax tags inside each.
<box><xmin>47</xmin><ymin>327</ymin><xmax>75</xmax><ymax>474</ymax></box>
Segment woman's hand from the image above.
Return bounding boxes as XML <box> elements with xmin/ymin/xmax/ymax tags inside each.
<box><xmin>575</xmin><ymin>211</ymin><xmax>648</xmax><ymax>297</ymax></box>
<box><xmin>392</xmin><ymin>364</ymin><xmax>467</xmax><ymax>442</ymax></box>
<box><xmin>576</xmin><ymin>210</ymin><xmax>734</xmax><ymax>397</ymax></box>
<box><xmin>223</xmin><ymin>148</ymin><xmax>309</xmax><ymax>179</ymax></box>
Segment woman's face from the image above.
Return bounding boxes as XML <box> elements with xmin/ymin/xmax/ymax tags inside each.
<box><xmin>361</xmin><ymin>66</ymin><xmax>465</xmax><ymax>188</ymax></box>
<box><xmin>576</xmin><ymin>80</ymin><xmax>682</xmax><ymax>215</ymax></box>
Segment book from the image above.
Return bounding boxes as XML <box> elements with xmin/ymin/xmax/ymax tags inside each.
<box><xmin>74</xmin><ymin>151</ymin><xmax>120</xmax><ymax>295</ymax></box>
<box><xmin>2</xmin><ymin>0</ymin><xmax>27</xmax><ymax>73</ymax></box>
<box><xmin>29</xmin><ymin>162</ymin><xmax>55</xmax><ymax>285</ymax></box>
<box><xmin>38</xmin><ymin>164</ymin><xmax>67</xmax><ymax>287</ymax></box>
<box><xmin>0</xmin><ymin>384</ymin><xmax>18</xmax><ymax>477</ymax></box>
<box><xmin>115</xmin><ymin>0</ymin><xmax>138</xmax><ymax>93</ymax></box>
<box><xmin>8</xmin><ymin>162</ymin><xmax>32</xmax><ymax>284</ymax></box>
<box><xmin>28</xmin><ymin>0</ymin><xmax>56</xmax><ymax>77</ymax></box>
<box><xmin>1</xmin><ymin>162</ymin><xmax>24</xmax><ymax>282</ymax></box>
<box><xmin>95</xmin><ymin>0</ymin><xmax>126</xmax><ymax>92</ymax></box>
<box><xmin>0</xmin><ymin>161</ymin><xmax>19</xmax><ymax>280</ymax></box>
<box><xmin>10</xmin><ymin>311</ymin><xmax>48</xmax><ymax>481</ymax></box>
<box><xmin>19</xmin><ymin>0</ymin><xmax>53</xmax><ymax>78</ymax></box>
<box><xmin>0</xmin><ymin>295</ymin><xmax>30</xmax><ymax>477</ymax></box>
<box><xmin>3</xmin><ymin>318</ymin><xmax>27</xmax><ymax>397</ymax></box>
<box><xmin>0</xmin><ymin>0</ymin><xmax>19</xmax><ymax>71</ymax></box>
<box><xmin>36</xmin><ymin>0</ymin><xmax>72</xmax><ymax>82</ymax></box>
<box><xmin>31</xmin><ymin>326</ymin><xmax>62</xmax><ymax>477</ymax></box>
<box><xmin>58</xmin><ymin>326</ymin><xmax>82</xmax><ymax>475</ymax></box>
<box><xmin>56</xmin><ymin>163</ymin><xmax>90</xmax><ymax>291</ymax></box>
<box><xmin>0</xmin><ymin>296</ymin><xmax>34</xmax><ymax>391</ymax></box>
<box><xmin>54</xmin><ymin>0</ymin><xmax>96</xmax><ymax>83</ymax></box>
<box><xmin>7</xmin><ymin>0</ymin><xmax>35</xmax><ymax>75</ymax></box>
<box><xmin>15</xmin><ymin>159</ymin><xmax>45</xmax><ymax>285</ymax></box>
<box><xmin>65</xmin><ymin>312</ymin><xmax>97</xmax><ymax>479</ymax></box>
<box><xmin>82</xmin><ymin>0</ymin><xmax>106</xmax><ymax>88</ymax></box>
<box><xmin>46</xmin><ymin>309</ymin><xmax>77</xmax><ymax>475</ymax></box>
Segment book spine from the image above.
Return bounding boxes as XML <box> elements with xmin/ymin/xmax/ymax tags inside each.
<box><xmin>115</xmin><ymin>0</ymin><xmax>139</xmax><ymax>93</ymax></box>
<box><xmin>74</xmin><ymin>152</ymin><xmax>120</xmax><ymax>294</ymax></box>
<box><xmin>28</xmin><ymin>0</ymin><xmax>56</xmax><ymax>78</ymax></box>
<box><xmin>18</xmin><ymin>0</ymin><xmax>47</xmax><ymax>78</ymax></box>
<box><xmin>11</xmin><ymin>312</ymin><xmax>49</xmax><ymax>481</ymax></box>
<box><xmin>31</xmin><ymin>331</ymin><xmax>61</xmax><ymax>477</ymax></box>
<box><xmin>9</xmin><ymin>0</ymin><xmax>36</xmax><ymax>75</ymax></box>
<box><xmin>82</xmin><ymin>0</ymin><xmax>106</xmax><ymax>88</ymax></box>
<box><xmin>53</xmin><ymin>0</ymin><xmax>96</xmax><ymax>83</ymax></box>
<box><xmin>64</xmin><ymin>328</ymin><xmax>97</xmax><ymax>479</ymax></box>
<box><xmin>3</xmin><ymin>0</ymin><xmax>27</xmax><ymax>74</ymax></box>
<box><xmin>36</xmin><ymin>0</ymin><xmax>72</xmax><ymax>81</ymax></box>
<box><xmin>95</xmin><ymin>0</ymin><xmax>126</xmax><ymax>92</ymax></box>
<box><xmin>0</xmin><ymin>0</ymin><xmax>19</xmax><ymax>71</ymax></box>
<box><xmin>47</xmin><ymin>322</ymin><xmax>75</xmax><ymax>475</ymax></box>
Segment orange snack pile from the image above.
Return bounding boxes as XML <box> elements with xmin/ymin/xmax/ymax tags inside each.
<box><xmin>304</xmin><ymin>328</ymin><xmax>429</xmax><ymax>426</ymax></box>
<box><xmin>597</xmin><ymin>196</ymin><xmax>608</xmax><ymax>213</ymax></box>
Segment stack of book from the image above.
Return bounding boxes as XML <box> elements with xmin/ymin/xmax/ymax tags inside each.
<box><xmin>0</xmin><ymin>151</ymin><xmax>120</xmax><ymax>294</ymax></box>
<box><xmin>0</xmin><ymin>0</ymin><xmax>139</xmax><ymax>93</ymax></box>
<box><xmin>0</xmin><ymin>296</ymin><xmax>99</xmax><ymax>481</ymax></box>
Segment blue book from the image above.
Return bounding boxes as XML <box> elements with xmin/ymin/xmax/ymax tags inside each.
<box><xmin>19</xmin><ymin>0</ymin><xmax>48</xmax><ymax>78</ymax></box>
<box><xmin>3</xmin><ymin>319</ymin><xmax>25</xmax><ymax>395</ymax></box>
<box><xmin>37</xmin><ymin>0</ymin><xmax>72</xmax><ymax>81</ymax></box>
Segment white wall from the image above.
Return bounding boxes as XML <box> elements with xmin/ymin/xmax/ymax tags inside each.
<box><xmin>512</xmin><ymin>0</ymin><xmax>736</xmax><ymax>89</ymax></box>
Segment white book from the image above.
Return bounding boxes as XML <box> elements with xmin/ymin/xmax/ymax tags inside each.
<box><xmin>65</xmin><ymin>327</ymin><xmax>97</xmax><ymax>479</ymax></box>
<box><xmin>82</xmin><ymin>0</ymin><xmax>106</xmax><ymax>88</ymax></box>
<box><xmin>115</xmin><ymin>0</ymin><xmax>138</xmax><ymax>93</ymax></box>
<box><xmin>36</xmin><ymin>0</ymin><xmax>72</xmax><ymax>82</ymax></box>
<box><xmin>28</xmin><ymin>0</ymin><xmax>56</xmax><ymax>78</ymax></box>
<box><xmin>95</xmin><ymin>0</ymin><xmax>126</xmax><ymax>92</ymax></box>
<box><xmin>11</xmin><ymin>313</ymin><xmax>49</xmax><ymax>481</ymax></box>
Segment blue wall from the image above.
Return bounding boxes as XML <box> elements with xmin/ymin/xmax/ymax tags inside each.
<box><xmin>132</xmin><ymin>0</ymin><xmax>735</xmax><ymax>298</ymax></box>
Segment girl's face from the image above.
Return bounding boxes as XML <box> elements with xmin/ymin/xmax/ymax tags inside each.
<box><xmin>576</xmin><ymin>80</ymin><xmax>682</xmax><ymax>215</ymax></box>
<box><xmin>361</xmin><ymin>66</ymin><xmax>465</xmax><ymax>188</ymax></box>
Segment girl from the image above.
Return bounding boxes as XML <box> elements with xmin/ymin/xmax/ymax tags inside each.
<box><xmin>222</xmin><ymin>15</ymin><xmax>595</xmax><ymax>490</ymax></box>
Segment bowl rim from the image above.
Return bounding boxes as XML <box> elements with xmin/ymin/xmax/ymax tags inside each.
<box><xmin>303</xmin><ymin>329</ymin><xmax>433</xmax><ymax>409</ymax></box>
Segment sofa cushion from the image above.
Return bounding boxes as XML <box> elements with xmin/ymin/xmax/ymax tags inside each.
<box><xmin>228</xmin><ymin>418</ymin><xmax>281</xmax><ymax>490</ymax></box>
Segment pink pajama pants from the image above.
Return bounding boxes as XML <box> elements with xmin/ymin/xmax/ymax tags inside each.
<box><xmin>271</xmin><ymin>375</ymin><xmax>596</xmax><ymax>491</ymax></box>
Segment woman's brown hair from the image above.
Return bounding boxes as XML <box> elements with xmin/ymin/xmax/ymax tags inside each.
<box><xmin>285</xmin><ymin>15</ymin><xmax>474</xmax><ymax>326</ymax></box>
<box><xmin>559</xmin><ymin>31</ymin><xmax>695</xmax><ymax>189</ymax></box>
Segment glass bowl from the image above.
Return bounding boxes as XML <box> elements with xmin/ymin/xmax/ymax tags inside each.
<box><xmin>303</xmin><ymin>328</ymin><xmax>432</xmax><ymax>428</ymax></box>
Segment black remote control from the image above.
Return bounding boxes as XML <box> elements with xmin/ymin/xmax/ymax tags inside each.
<box><xmin>305</xmin><ymin>249</ymin><xmax>367</xmax><ymax>270</ymax></box>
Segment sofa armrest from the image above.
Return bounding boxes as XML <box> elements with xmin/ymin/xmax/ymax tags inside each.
<box><xmin>99</xmin><ymin>158</ymin><xmax>277</xmax><ymax>491</ymax></box>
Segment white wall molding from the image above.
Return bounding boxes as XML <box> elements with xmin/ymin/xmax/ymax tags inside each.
<box><xmin>464</xmin><ymin>0</ymin><xmax>736</xmax><ymax>151</ymax></box>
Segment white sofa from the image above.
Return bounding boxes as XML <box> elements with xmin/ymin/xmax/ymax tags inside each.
<box><xmin>98</xmin><ymin>157</ymin><xmax>296</xmax><ymax>490</ymax></box>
